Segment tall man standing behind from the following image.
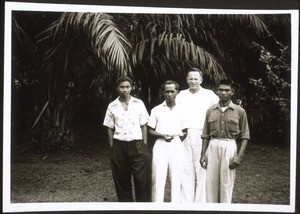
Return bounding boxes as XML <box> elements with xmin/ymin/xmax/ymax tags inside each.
<box><xmin>200</xmin><ymin>79</ymin><xmax>250</xmax><ymax>203</ymax></box>
<box><xmin>176</xmin><ymin>68</ymin><xmax>219</xmax><ymax>202</ymax></box>
<box><xmin>103</xmin><ymin>76</ymin><xmax>152</xmax><ymax>202</ymax></box>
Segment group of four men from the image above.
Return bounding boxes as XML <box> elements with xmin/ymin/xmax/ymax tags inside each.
<box><xmin>103</xmin><ymin>68</ymin><xmax>250</xmax><ymax>203</ymax></box>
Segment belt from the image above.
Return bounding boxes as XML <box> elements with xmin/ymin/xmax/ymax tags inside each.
<box><xmin>114</xmin><ymin>139</ymin><xmax>142</xmax><ymax>143</ymax></box>
<box><xmin>211</xmin><ymin>138</ymin><xmax>235</xmax><ymax>141</ymax></box>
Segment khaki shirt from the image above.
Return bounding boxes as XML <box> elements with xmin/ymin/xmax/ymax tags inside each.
<box><xmin>201</xmin><ymin>101</ymin><xmax>250</xmax><ymax>140</ymax></box>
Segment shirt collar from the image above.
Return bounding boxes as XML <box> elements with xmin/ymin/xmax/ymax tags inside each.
<box><xmin>188</xmin><ymin>86</ymin><xmax>203</xmax><ymax>94</ymax></box>
<box><xmin>128</xmin><ymin>96</ymin><xmax>139</xmax><ymax>103</ymax></box>
<box><xmin>213</xmin><ymin>101</ymin><xmax>236</xmax><ymax>110</ymax></box>
<box><xmin>111</xmin><ymin>96</ymin><xmax>138</xmax><ymax>106</ymax></box>
<box><xmin>162</xmin><ymin>101</ymin><xmax>178</xmax><ymax>108</ymax></box>
<box><xmin>162</xmin><ymin>101</ymin><xmax>167</xmax><ymax>106</ymax></box>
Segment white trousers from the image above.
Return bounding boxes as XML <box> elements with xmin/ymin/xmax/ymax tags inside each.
<box><xmin>206</xmin><ymin>139</ymin><xmax>237</xmax><ymax>203</ymax></box>
<box><xmin>152</xmin><ymin>137</ymin><xmax>184</xmax><ymax>202</ymax></box>
<box><xmin>181</xmin><ymin>129</ymin><xmax>206</xmax><ymax>202</ymax></box>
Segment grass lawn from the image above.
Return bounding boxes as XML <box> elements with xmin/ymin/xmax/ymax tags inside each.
<box><xmin>10</xmin><ymin>125</ymin><xmax>290</xmax><ymax>205</ymax></box>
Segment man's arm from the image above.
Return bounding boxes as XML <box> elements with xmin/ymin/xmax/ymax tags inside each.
<box><xmin>200</xmin><ymin>109</ymin><xmax>211</xmax><ymax>169</ymax></box>
<box><xmin>180</xmin><ymin>128</ymin><xmax>187</xmax><ymax>141</ymax></box>
<box><xmin>229</xmin><ymin>108</ymin><xmax>250</xmax><ymax>169</ymax></box>
<box><xmin>200</xmin><ymin>138</ymin><xmax>210</xmax><ymax>169</ymax></box>
<box><xmin>107</xmin><ymin>128</ymin><xmax>114</xmax><ymax>148</ymax></box>
<box><xmin>148</xmin><ymin>127</ymin><xmax>173</xmax><ymax>142</ymax></box>
<box><xmin>229</xmin><ymin>139</ymin><xmax>248</xmax><ymax>169</ymax></box>
<box><xmin>141</xmin><ymin>124</ymin><xmax>148</xmax><ymax>145</ymax></box>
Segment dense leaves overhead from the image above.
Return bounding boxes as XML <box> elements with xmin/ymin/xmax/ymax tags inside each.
<box><xmin>11</xmin><ymin>11</ymin><xmax>291</xmax><ymax>149</ymax></box>
<box><xmin>39</xmin><ymin>12</ymin><xmax>132</xmax><ymax>76</ymax></box>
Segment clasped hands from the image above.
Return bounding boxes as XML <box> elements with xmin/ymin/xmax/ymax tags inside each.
<box><xmin>161</xmin><ymin>134</ymin><xmax>174</xmax><ymax>142</ymax></box>
<box><xmin>161</xmin><ymin>132</ymin><xmax>187</xmax><ymax>142</ymax></box>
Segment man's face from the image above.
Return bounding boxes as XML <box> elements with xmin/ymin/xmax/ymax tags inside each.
<box><xmin>163</xmin><ymin>84</ymin><xmax>178</xmax><ymax>102</ymax></box>
<box><xmin>186</xmin><ymin>71</ymin><xmax>202</xmax><ymax>90</ymax></box>
<box><xmin>117</xmin><ymin>81</ymin><xmax>132</xmax><ymax>98</ymax></box>
<box><xmin>217</xmin><ymin>84</ymin><xmax>234</xmax><ymax>102</ymax></box>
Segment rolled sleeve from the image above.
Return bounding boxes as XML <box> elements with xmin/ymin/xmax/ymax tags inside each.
<box><xmin>139</xmin><ymin>102</ymin><xmax>149</xmax><ymax>126</ymax></box>
<box><xmin>239</xmin><ymin>110</ymin><xmax>250</xmax><ymax>140</ymax></box>
<box><xmin>103</xmin><ymin>107</ymin><xmax>115</xmax><ymax>129</ymax></box>
<box><xmin>147</xmin><ymin>109</ymin><xmax>157</xmax><ymax>129</ymax></box>
<box><xmin>201</xmin><ymin>111</ymin><xmax>211</xmax><ymax>139</ymax></box>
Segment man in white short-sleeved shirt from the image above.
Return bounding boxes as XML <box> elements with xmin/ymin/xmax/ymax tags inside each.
<box><xmin>103</xmin><ymin>76</ymin><xmax>151</xmax><ymax>202</ymax></box>
<box><xmin>148</xmin><ymin>80</ymin><xmax>187</xmax><ymax>202</ymax></box>
<box><xmin>176</xmin><ymin>68</ymin><xmax>219</xmax><ymax>202</ymax></box>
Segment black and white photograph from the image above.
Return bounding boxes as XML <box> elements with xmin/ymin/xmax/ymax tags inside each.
<box><xmin>2</xmin><ymin>0</ymin><xmax>299</xmax><ymax>213</ymax></box>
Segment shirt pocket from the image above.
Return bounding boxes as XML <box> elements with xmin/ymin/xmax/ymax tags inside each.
<box><xmin>227</xmin><ymin>117</ymin><xmax>239</xmax><ymax>135</ymax></box>
<box><xmin>208</xmin><ymin>116</ymin><xmax>218</xmax><ymax>136</ymax></box>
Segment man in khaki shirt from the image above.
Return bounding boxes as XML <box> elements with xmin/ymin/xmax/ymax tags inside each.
<box><xmin>200</xmin><ymin>79</ymin><xmax>250</xmax><ymax>203</ymax></box>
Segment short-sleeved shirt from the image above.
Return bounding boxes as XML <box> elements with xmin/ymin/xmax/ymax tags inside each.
<box><xmin>176</xmin><ymin>87</ymin><xmax>219</xmax><ymax>130</ymax></box>
<box><xmin>147</xmin><ymin>101</ymin><xmax>186</xmax><ymax>136</ymax></box>
<box><xmin>201</xmin><ymin>101</ymin><xmax>250</xmax><ymax>140</ymax></box>
<box><xmin>103</xmin><ymin>96</ymin><xmax>149</xmax><ymax>141</ymax></box>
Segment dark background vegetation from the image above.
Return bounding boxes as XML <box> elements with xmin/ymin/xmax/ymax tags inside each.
<box><xmin>12</xmin><ymin>11</ymin><xmax>291</xmax><ymax>151</ymax></box>
<box><xmin>5</xmin><ymin>0</ymin><xmax>297</xmax><ymax>208</ymax></box>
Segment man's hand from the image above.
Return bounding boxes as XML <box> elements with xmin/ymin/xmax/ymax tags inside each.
<box><xmin>200</xmin><ymin>155</ymin><xmax>208</xmax><ymax>169</ymax></box>
<box><xmin>229</xmin><ymin>155</ymin><xmax>243</xmax><ymax>169</ymax></box>
<box><xmin>163</xmin><ymin>134</ymin><xmax>174</xmax><ymax>142</ymax></box>
<box><xmin>179</xmin><ymin>132</ymin><xmax>187</xmax><ymax>141</ymax></box>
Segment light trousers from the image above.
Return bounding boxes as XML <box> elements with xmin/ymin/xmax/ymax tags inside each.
<box><xmin>206</xmin><ymin>139</ymin><xmax>237</xmax><ymax>203</ymax></box>
<box><xmin>152</xmin><ymin>137</ymin><xmax>184</xmax><ymax>202</ymax></box>
<box><xmin>181</xmin><ymin>129</ymin><xmax>206</xmax><ymax>202</ymax></box>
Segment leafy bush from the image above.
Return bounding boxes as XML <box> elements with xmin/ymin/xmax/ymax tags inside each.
<box><xmin>248</xmin><ymin>42</ymin><xmax>290</xmax><ymax>146</ymax></box>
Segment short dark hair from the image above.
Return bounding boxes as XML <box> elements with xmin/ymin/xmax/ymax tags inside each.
<box><xmin>116</xmin><ymin>76</ymin><xmax>133</xmax><ymax>87</ymax></box>
<box><xmin>187</xmin><ymin>68</ymin><xmax>203</xmax><ymax>77</ymax></box>
<box><xmin>162</xmin><ymin>80</ymin><xmax>180</xmax><ymax>91</ymax></box>
<box><xmin>218</xmin><ymin>79</ymin><xmax>233</xmax><ymax>88</ymax></box>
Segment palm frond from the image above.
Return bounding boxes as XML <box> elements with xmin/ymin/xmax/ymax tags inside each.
<box><xmin>38</xmin><ymin>12</ymin><xmax>132</xmax><ymax>76</ymax></box>
<box><xmin>12</xmin><ymin>17</ymin><xmax>35</xmax><ymax>51</ymax></box>
<box><xmin>133</xmin><ymin>32</ymin><xmax>225</xmax><ymax>81</ymax></box>
<box><xmin>215</xmin><ymin>14</ymin><xmax>271</xmax><ymax>38</ymax></box>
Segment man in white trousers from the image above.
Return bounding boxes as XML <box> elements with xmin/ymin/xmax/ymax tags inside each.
<box><xmin>200</xmin><ymin>79</ymin><xmax>250</xmax><ymax>203</ymax></box>
<box><xmin>148</xmin><ymin>80</ymin><xmax>187</xmax><ymax>202</ymax></box>
<box><xmin>176</xmin><ymin>68</ymin><xmax>219</xmax><ymax>202</ymax></box>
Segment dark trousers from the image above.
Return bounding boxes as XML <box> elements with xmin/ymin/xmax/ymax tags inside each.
<box><xmin>110</xmin><ymin>139</ymin><xmax>152</xmax><ymax>202</ymax></box>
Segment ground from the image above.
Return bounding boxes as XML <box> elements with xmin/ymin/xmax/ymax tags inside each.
<box><xmin>10</xmin><ymin>125</ymin><xmax>290</xmax><ymax>205</ymax></box>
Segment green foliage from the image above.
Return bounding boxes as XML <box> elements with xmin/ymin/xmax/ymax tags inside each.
<box><xmin>39</xmin><ymin>12</ymin><xmax>132</xmax><ymax>77</ymax></box>
<box><xmin>127</xmin><ymin>14</ymin><xmax>226</xmax><ymax>83</ymax></box>
<box><xmin>26</xmin><ymin>125</ymin><xmax>76</xmax><ymax>153</ymax></box>
<box><xmin>42</xmin><ymin>126</ymin><xmax>75</xmax><ymax>152</ymax></box>
<box><xmin>248</xmin><ymin>42</ymin><xmax>291</xmax><ymax>145</ymax></box>
<box><xmin>11</xmin><ymin>12</ymin><xmax>291</xmax><ymax>149</ymax></box>
<box><xmin>12</xmin><ymin>13</ymin><xmax>118</xmax><ymax>152</ymax></box>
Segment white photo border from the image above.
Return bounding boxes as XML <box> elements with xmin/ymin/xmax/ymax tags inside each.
<box><xmin>3</xmin><ymin>1</ymin><xmax>299</xmax><ymax>213</ymax></box>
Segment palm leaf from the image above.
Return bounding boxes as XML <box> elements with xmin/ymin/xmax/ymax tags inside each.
<box><xmin>12</xmin><ymin>17</ymin><xmax>35</xmax><ymax>52</ymax></box>
<box><xmin>133</xmin><ymin>32</ymin><xmax>225</xmax><ymax>82</ymax></box>
<box><xmin>38</xmin><ymin>12</ymin><xmax>132</xmax><ymax>76</ymax></box>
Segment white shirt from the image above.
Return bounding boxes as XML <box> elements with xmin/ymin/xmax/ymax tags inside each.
<box><xmin>103</xmin><ymin>96</ymin><xmax>149</xmax><ymax>141</ymax></box>
<box><xmin>148</xmin><ymin>101</ymin><xmax>186</xmax><ymax>136</ymax></box>
<box><xmin>176</xmin><ymin>86</ymin><xmax>219</xmax><ymax>130</ymax></box>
